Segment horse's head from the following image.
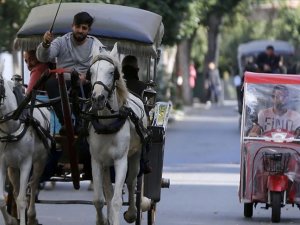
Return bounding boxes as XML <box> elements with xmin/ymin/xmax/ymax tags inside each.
<box><xmin>89</xmin><ymin>44</ymin><xmax>128</xmax><ymax>111</ymax></box>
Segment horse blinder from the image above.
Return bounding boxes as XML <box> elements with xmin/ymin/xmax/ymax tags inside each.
<box><xmin>0</xmin><ymin>79</ymin><xmax>6</xmax><ymax>105</ymax></box>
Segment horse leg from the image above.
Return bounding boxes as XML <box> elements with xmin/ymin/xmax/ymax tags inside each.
<box><xmin>17</xmin><ymin>158</ymin><xmax>32</xmax><ymax>225</ymax></box>
<box><xmin>124</xmin><ymin>152</ymin><xmax>140</xmax><ymax>223</ymax></box>
<box><xmin>7</xmin><ymin>167</ymin><xmax>20</xmax><ymax>203</ymax></box>
<box><xmin>110</xmin><ymin>158</ymin><xmax>127</xmax><ymax>225</ymax></box>
<box><xmin>7</xmin><ymin>168</ymin><xmax>20</xmax><ymax>220</ymax></box>
<box><xmin>0</xmin><ymin>163</ymin><xmax>18</xmax><ymax>225</ymax></box>
<box><xmin>91</xmin><ymin>158</ymin><xmax>107</xmax><ymax>225</ymax></box>
<box><xmin>27</xmin><ymin>160</ymin><xmax>45</xmax><ymax>225</ymax></box>
<box><xmin>102</xmin><ymin>166</ymin><xmax>113</xmax><ymax>220</ymax></box>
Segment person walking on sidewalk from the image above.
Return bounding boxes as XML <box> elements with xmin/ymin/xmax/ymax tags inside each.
<box><xmin>206</xmin><ymin>62</ymin><xmax>222</xmax><ymax>103</ymax></box>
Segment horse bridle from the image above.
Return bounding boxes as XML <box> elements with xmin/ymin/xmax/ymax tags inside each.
<box><xmin>0</xmin><ymin>78</ymin><xmax>6</xmax><ymax>106</ymax></box>
<box><xmin>89</xmin><ymin>55</ymin><xmax>120</xmax><ymax>99</ymax></box>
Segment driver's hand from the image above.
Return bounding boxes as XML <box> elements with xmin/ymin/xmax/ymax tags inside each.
<box><xmin>79</xmin><ymin>74</ymin><xmax>86</xmax><ymax>83</ymax></box>
<box><xmin>43</xmin><ymin>31</ymin><xmax>53</xmax><ymax>44</ymax></box>
<box><xmin>248</xmin><ymin>132</ymin><xmax>259</xmax><ymax>137</ymax></box>
<box><xmin>294</xmin><ymin>128</ymin><xmax>300</xmax><ymax>139</ymax></box>
<box><xmin>263</xmin><ymin>64</ymin><xmax>271</xmax><ymax>72</ymax></box>
<box><xmin>248</xmin><ymin>124</ymin><xmax>262</xmax><ymax>137</ymax></box>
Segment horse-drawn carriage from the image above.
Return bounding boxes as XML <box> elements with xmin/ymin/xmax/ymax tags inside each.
<box><xmin>1</xmin><ymin>2</ymin><xmax>171</xmax><ymax>225</ymax></box>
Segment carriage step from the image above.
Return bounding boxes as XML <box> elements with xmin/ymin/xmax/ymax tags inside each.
<box><xmin>36</xmin><ymin>199</ymin><xmax>93</xmax><ymax>205</ymax></box>
<box><xmin>54</xmin><ymin>134</ymin><xmax>78</xmax><ymax>142</ymax></box>
<box><xmin>36</xmin><ymin>199</ymin><xmax>131</xmax><ymax>206</ymax></box>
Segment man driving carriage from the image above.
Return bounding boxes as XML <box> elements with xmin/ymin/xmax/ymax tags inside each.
<box><xmin>36</xmin><ymin>11</ymin><xmax>106</xmax><ymax>134</ymax></box>
<box><xmin>36</xmin><ymin>11</ymin><xmax>151</xmax><ymax>176</ymax></box>
<box><xmin>248</xmin><ymin>84</ymin><xmax>300</xmax><ymax>137</ymax></box>
<box><xmin>36</xmin><ymin>11</ymin><xmax>106</xmax><ymax>180</ymax></box>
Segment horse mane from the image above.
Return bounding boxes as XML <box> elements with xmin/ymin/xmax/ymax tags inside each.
<box><xmin>115</xmin><ymin>69</ymin><xmax>128</xmax><ymax>106</ymax></box>
<box><xmin>5</xmin><ymin>79</ymin><xmax>18</xmax><ymax>106</ymax></box>
<box><xmin>6</xmin><ymin>80</ymin><xmax>15</xmax><ymax>92</ymax></box>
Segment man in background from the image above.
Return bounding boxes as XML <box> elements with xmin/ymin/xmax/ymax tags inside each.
<box><xmin>122</xmin><ymin>55</ymin><xmax>147</xmax><ymax>98</ymax></box>
<box><xmin>122</xmin><ymin>55</ymin><xmax>152</xmax><ymax>174</ymax></box>
<box><xmin>256</xmin><ymin>45</ymin><xmax>280</xmax><ymax>73</ymax></box>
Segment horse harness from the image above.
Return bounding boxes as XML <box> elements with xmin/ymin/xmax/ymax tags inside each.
<box><xmin>0</xmin><ymin>80</ymin><xmax>55</xmax><ymax>149</ymax></box>
<box><xmin>81</xmin><ymin>55</ymin><xmax>150</xmax><ymax>143</ymax></box>
<box><xmin>80</xmin><ymin>105</ymin><xmax>150</xmax><ymax>144</ymax></box>
<box><xmin>89</xmin><ymin>54</ymin><xmax>120</xmax><ymax>100</ymax></box>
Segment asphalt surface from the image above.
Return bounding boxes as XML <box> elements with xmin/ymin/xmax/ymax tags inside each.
<box><xmin>2</xmin><ymin>100</ymin><xmax>300</xmax><ymax>225</ymax></box>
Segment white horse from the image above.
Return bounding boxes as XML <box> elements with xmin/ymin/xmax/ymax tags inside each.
<box><xmin>0</xmin><ymin>74</ymin><xmax>51</xmax><ymax>225</ymax></box>
<box><xmin>88</xmin><ymin>45</ymin><xmax>149</xmax><ymax>225</ymax></box>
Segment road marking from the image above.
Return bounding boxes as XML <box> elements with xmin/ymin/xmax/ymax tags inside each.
<box><xmin>162</xmin><ymin>172</ymin><xmax>239</xmax><ymax>186</ymax></box>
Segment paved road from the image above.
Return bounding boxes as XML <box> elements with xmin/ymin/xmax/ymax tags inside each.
<box><xmin>1</xmin><ymin>101</ymin><xmax>300</xmax><ymax>225</ymax></box>
<box><xmin>156</xmin><ymin>101</ymin><xmax>300</xmax><ymax>225</ymax></box>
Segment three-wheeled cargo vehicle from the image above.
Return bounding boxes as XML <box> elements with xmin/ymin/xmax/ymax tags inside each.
<box><xmin>239</xmin><ymin>71</ymin><xmax>300</xmax><ymax>223</ymax></box>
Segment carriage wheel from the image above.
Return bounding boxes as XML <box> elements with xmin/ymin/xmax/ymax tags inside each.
<box><xmin>243</xmin><ymin>203</ymin><xmax>253</xmax><ymax>218</ymax></box>
<box><xmin>135</xmin><ymin>175</ymin><xmax>143</xmax><ymax>225</ymax></box>
<box><xmin>147</xmin><ymin>203</ymin><xmax>156</xmax><ymax>225</ymax></box>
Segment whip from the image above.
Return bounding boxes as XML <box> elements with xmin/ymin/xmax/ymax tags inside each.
<box><xmin>49</xmin><ymin>0</ymin><xmax>63</xmax><ymax>33</ymax></box>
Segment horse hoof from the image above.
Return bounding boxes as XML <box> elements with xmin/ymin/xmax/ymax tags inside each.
<box><xmin>28</xmin><ymin>218</ymin><xmax>39</xmax><ymax>225</ymax></box>
<box><xmin>96</xmin><ymin>218</ymin><xmax>108</xmax><ymax>225</ymax></box>
<box><xmin>88</xmin><ymin>181</ymin><xmax>93</xmax><ymax>191</ymax></box>
<box><xmin>141</xmin><ymin>196</ymin><xmax>152</xmax><ymax>212</ymax></box>
<box><xmin>8</xmin><ymin>217</ymin><xmax>18</xmax><ymax>225</ymax></box>
<box><xmin>123</xmin><ymin>211</ymin><xmax>136</xmax><ymax>223</ymax></box>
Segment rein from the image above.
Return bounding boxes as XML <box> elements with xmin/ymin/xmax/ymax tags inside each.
<box><xmin>89</xmin><ymin>54</ymin><xmax>120</xmax><ymax>99</ymax></box>
<box><xmin>0</xmin><ymin>122</ymin><xmax>28</xmax><ymax>142</ymax></box>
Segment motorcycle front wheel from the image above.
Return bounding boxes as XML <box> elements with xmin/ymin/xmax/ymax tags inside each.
<box><xmin>244</xmin><ymin>202</ymin><xmax>253</xmax><ymax>218</ymax></box>
<box><xmin>271</xmin><ymin>191</ymin><xmax>282</xmax><ymax>223</ymax></box>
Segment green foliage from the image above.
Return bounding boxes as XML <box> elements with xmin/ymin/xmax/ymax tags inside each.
<box><xmin>0</xmin><ymin>0</ymin><xmax>193</xmax><ymax>51</ymax></box>
<box><xmin>0</xmin><ymin>0</ymin><xmax>30</xmax><ymax>51</ymax></box>
<box><xmin>190</xmin><ymin>0</ymin><xmax>243</xmax><ymax>72</ymax></box>
<box><xmin>191</xmin><ymin>26</ymin><xmax>207</xmax><ymax>70</ymax></box>
<box><xmin>219</xmin><ymin>1</ymin><xmax>300</xmax><ymax>74</ymax></box>
<box><xmin>106</xmin><ymin>0</ymin><xmax>193</xmax><ymax>45</ymax></box>
<box><xmin>272</xmin><ymin>7</ymin><xmax>300</xmax><ymax>48</ymax></box>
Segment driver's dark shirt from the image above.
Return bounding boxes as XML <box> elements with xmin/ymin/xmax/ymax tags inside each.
<box><xmin>256</xmin><ymin>52</ymin><xmax>280</xmax><ymax>73</ymax></box>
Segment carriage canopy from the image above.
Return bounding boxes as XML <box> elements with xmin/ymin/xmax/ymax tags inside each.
<box><xmin>237</xmin><ymin>40</ymin><xmax>295</xmax><ymax>76</ymax></box>
<box><xmin>14</xmin><ymin>3</ymin><xmax>164</xmax><ymax>58</ymax></box>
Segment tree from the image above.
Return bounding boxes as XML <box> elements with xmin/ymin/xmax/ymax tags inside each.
<box><xmin>219</xmin><ymin>0</ymin><xmax>300</xmax><ymax>77</ymax></box>
<box><xmin>0</xmin><ymin>1</ymin><xmax>30</xmax><ymax>52</ymax></box>
<box><xmin>173</xmin><ymin>0</ymin><xmax>243</xmax><ymax>105</ymax></box>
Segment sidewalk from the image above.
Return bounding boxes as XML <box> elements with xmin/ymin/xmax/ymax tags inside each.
<box><xmin>171</xmin><ymin>99</ymin><xmax>239</xmax><ymax>121</ymax></box>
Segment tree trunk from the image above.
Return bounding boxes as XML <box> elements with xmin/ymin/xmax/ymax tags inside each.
<box><xmin>177</xmin><ymin>39</ymin><xmax>192</xmax><ymax>105</ymax></box>
<box><xmin>202</xmin><ymin>13</ymin><xmax>223</xmax><ymax>102</ymax></box>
